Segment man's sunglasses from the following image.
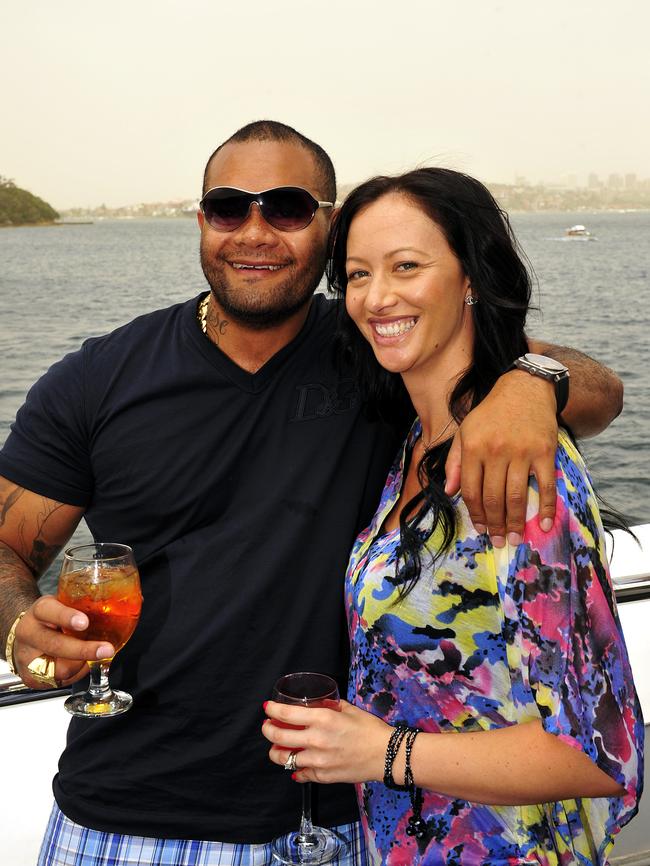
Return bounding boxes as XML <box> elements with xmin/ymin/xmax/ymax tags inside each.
<box><xmin>199</xmin><ymin>186</ymin><xmax>334</xmax><ymax>232</ymax></box>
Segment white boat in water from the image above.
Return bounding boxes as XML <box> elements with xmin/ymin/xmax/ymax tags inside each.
<box><xmin>2</xmin><ymin>524</ymin><xmax>650</xmax><ymax>865</ymax></box>
<box><xmin>565</xmin><ymin>223</ymin><xmax>597</xmax><ymax>240</ymax></box>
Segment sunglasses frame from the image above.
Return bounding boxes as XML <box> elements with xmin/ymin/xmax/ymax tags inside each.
<box><xmin>199</xmin><ymin>186</ymin><xmax>334</xmax><ymax>232</ymax></box>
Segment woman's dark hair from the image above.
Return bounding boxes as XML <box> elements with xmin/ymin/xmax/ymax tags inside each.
<box><xmin>327</xmin><ymin>168</ymin><xmax>532</xmax><ymax>598</ymax></box>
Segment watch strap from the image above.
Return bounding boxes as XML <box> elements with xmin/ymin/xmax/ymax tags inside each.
<box><xmin>507</xmin><ymin>357</ymin><xmax>570</xmax><ymax>416</ymax></box>
<box><xmin>554</xmin><ymin>373</ymin><xmax>570</xmax><ymax>416</ymax></box>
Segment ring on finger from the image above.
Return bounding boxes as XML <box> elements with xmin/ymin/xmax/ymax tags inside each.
<box><xmin>283</xmin><ymin>750</ymin><xmax>299</xmax><ymax>772</ymax></box>
<box><xmin>26</xmin><ymin>655</ymin><xmax>59</xmax><ymax>688</ymax></box>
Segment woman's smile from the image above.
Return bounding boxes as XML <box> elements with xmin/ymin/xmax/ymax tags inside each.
<box><xmin>370</xmin><ymin>316</ymin><xmax>418</xmax><ymax>340</ymax></box>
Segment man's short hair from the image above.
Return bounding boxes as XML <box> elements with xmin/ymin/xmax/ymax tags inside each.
<box><xmin>202</xmin><ymin>120</ymin><xmax>336</xmax><ymax>202</ymax></box>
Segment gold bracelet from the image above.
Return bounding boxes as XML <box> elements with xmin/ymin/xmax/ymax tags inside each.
<box><xmin>4</xmin><ymin>610</ymin><xmax>27</xmax><ymax>675</ymax></box>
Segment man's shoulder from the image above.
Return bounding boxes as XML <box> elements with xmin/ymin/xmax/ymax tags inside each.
<box><xmin>87</xmin><ymin>295</ymin><xmax>198</xmax><ymax>349</ymax></box>
<box><xmin>70</xmin><ymin>296</ymin><xmax>199</xmax><ymax>377</ymax></box>
<box><xmin>21</xmin><ymin>296</ymin><xmax>199</xmax><ymax>406</ymax></box>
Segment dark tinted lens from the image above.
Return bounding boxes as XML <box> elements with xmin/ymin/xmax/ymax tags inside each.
<box><xmin>201</xmin><ymin>190</ymin><xmax>252</xmax><ymax>230</ymax></box>
<box><xmin>261</xmin><ymin>188</ymin><xmax>316</xmax><ymax>230</ymax></box>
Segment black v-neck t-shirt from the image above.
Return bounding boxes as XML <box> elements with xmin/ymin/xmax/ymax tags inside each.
<box><xmin>0</xmin><ymin>293</ymin><xmax>402</xmax><ymax>842</ymax></box>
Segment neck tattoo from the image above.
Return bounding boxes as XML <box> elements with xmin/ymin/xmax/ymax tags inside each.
<box><xmin>197</xmin><ymin>293</ymin><xmax>229</xmax><ymax>345</ymax></box>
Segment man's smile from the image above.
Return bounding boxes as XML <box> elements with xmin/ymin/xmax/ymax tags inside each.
<box><xmin>230</xmin><ymin>262</ymin><xmax>285</xmax><ymax>271</ymax></box>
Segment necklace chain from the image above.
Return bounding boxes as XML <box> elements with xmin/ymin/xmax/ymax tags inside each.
<box><xmin>420</xmin><ymin>417</ymin><xmax>455</xmax><ymax>452</ymax></box>
<box><xmin>197</xmin><ymin>294</ymin><xmax>210</xmax><ymax>335</ymax></box>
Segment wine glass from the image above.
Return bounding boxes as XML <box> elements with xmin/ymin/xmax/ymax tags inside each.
<box><xmin>272</xmin><ymin>672</ymin><xmax>347</xmax><ymax>865</ymax></box>
<box><xmin>57</xmin><ymin>543</ymin><xmax>142</xmax><ymax>718</ymax></box>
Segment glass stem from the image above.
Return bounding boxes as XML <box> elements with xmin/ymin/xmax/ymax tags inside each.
<box><xmin>87</xmin><ymin>660</ymin><xmax>112</xmax><ymax>700</ymax></box>
<box><xmin>297</xmin><ymin>782</ymin><xmax>318</xmax><ymax>843</ymax></box>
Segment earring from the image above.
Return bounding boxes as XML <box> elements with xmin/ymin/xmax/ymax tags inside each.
<box><xmin>465</xmin><ymin>293</ymin><xmax>478</xmax><ymax>306</ymax></box>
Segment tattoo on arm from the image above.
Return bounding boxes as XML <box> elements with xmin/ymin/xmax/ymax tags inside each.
<box><xmin>29</xmin><ymin>539</ymin><xmax>61</xmax><ymax>576</ymax></box>
<box><xmin>0</xmin><ymin>486</ymin><xmax>25</xmax><ymax>527</ymax></box>
<box><xmin>0</xmin><ymin>484</ymin><xmax>65</xmax><ymax>577</ymax></box>
<box><xmin>0</xmin><ymin>483</ymin><xmax>80</xmax><ymax>647</ymax></box>
<box><xmin>0</xmin><ymin>544</ymin><xmax>40</xmax><ymax>652</ymax></box>
<box><xmin>25</xmin><ymin>497</ymin><xmax>65</xmax><ymax>575</ymax></box>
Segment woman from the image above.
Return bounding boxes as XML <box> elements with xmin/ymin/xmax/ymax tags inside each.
<box><xmin>263</xmin><ymin>169</ymin><xmax>643</xmax><ymax>865</ymax></box>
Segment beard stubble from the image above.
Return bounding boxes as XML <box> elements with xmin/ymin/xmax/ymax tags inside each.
<box><xmin>200</xmin><ymin>241</ymin><xmax>328</xmax><ymax>330</ymax></box>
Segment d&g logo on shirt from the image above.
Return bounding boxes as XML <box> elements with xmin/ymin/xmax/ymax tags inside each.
<box><xmin>291</xmin><ymin>378</ymin><xmax>359</xmax><ymax>422</ymax></box>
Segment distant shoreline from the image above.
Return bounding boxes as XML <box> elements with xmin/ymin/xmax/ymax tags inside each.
<box><xmin>57</xmin><ymin>182</ymin><xmax>650</xmax><ymax>221</ymax></box>
<box><xmin>51</xmin><ymin>207</ymin><xmax>650</xmax><ymax>221</ymax></box>
<box><xmin>504</xmin><ymin>206</ymin><xmax>650</xmax><ymax>215</ymax></box>
<box><xmin>0</xmin><ymin>220</ymin><xmax>93</xmax><ymax>229</ymax></box>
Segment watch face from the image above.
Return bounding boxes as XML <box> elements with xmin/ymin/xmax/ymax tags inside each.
<box><xmin>524</xmin><ymin>353</ymin><xmax>568</xmax><ymax>374</ymax></box>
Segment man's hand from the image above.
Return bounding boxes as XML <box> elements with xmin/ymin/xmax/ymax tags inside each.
<box><xmin>13</xmin><ymin>596</ymin><xmax>115</xmax><ymax>689</ymax></box>
<box><xmin>445</xmin><ymin>371</ymin><xmax>558</xmax><ymax>546</ymax></box>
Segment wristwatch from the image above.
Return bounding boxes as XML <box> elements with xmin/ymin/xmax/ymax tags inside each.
<box><xmin>507</xmin><ymin>353</ymin><xmax>570</xmax><ymax>416</ymax></box>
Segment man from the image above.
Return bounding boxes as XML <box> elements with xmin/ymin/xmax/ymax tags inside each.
<box><xmin>0</xmin><ymin>121</ymin><xmax>622</xmax><ymax>866</ymax></box>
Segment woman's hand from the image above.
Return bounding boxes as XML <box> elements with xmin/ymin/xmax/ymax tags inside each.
<box><xmin>264</xmin><ymin>705</ymin><xmax>625</xmax><ymax>803</ymax></box>
<box><xmin>262</xmin><ymin>698</ymin><xmax>392</xmax><ymax>785</ymax></box>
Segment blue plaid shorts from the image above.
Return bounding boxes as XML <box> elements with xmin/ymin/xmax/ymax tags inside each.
<box><xmin>38</xmin><ymin>803</ymin><xmax>369</xmax><ymax>866</ymax></box>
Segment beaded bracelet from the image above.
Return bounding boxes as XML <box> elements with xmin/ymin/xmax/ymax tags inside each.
<box><xmin>402</xmin><ymin>727</ymin><xmax>418</xmax><ymax>787</ymax></box>
<box><xmin>383</xmin><ymin>724</ymin><xmax>410</xmax><ymax>790</ymax></box>
<box><xmin>383</xmin><ymin>724</ymin><xmax>431</xmax><ymax>842</ymax></box>
<box><xmin>403</xmin><ymin>729</ymin><xmax>430</xmax><ymax>841</ymax></box>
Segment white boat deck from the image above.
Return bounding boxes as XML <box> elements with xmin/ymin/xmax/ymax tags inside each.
<box><xmin>2</xmin><ymin>525</ymin><xmax>649</xmax><ymax>864</ymax></box>
<box><xmin>1</xmin><ymin>694</ymin><xmax>68</xmax><ymax>862</ymax></box>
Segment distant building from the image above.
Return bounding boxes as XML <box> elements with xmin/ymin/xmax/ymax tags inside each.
<box><xmin>608</xmin><ymin>173</ymin><xmax>623</xmax><ymax>190</ymax></box>
<box><xmin>625</xmin><ymin>173</ymin><xmax>638</xmax><ymax>190</ymax></box>
<box><xmin>588</xmin><ymin>173</ymin><xmax>601</xmax><ymax>189</ymax></box>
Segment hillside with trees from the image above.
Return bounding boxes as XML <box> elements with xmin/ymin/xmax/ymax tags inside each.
<box><xmin>0</xmin><ymin>176</ymin><xmax>59</xmax><ymax>226</ymax></box>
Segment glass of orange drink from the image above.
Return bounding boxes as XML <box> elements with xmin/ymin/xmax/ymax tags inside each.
<box><xmin>57</xmin><ymin>543</ymin><xmax>142</xmax><ymax>718</ymax></box>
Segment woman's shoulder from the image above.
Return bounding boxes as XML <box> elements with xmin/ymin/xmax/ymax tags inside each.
<box><xmin>553</xmin><ymin>428</ymin><xmax>597</xmax><ymax>512</ymax></box>
<box><xmin>555</xmin><ymin>427</ymin><xmax>586</xmax><ymax>472</ymax></box>
<box><xmin>519</xmin><ymin>428</ymin><xmax>606</xmax><ymax>567</ymax></box>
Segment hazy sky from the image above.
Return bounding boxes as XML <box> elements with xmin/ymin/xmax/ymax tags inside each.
<box><xmin>3</xmin><ymin>0</ymin><xmax>649</xmax><ymax>209</ymax></box>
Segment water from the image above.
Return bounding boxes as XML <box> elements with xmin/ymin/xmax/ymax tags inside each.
<box><xmin>511</xmin><ymin>211</ymin><xmax>649</xmax><ymax>527</ymax></box>
<box><xmin>0</xmin><ymin>218</ymin><xmax>206</xmax><ymax>588</ymax></box>
<box><xmin>1</xmin><ymin>213</ymin><xmax>648</xmax><ymax>555</ymax></box>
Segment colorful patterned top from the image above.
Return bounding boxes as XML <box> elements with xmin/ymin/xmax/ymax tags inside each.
<box><xmin>346</xmin><ymin>424</ymin><xmax>643</xmax><ymax>865</ymax></box>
